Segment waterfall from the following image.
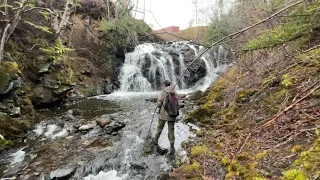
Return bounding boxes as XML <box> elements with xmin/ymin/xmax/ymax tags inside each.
<box><xmin>118</xmin><ymin>42</ymin><xmax>233</xmax><ymax>92</ymax></box>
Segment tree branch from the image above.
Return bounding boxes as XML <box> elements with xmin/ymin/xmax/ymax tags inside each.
<box><xmin>172</xmin><ymin>0</ymin><xmax>305</xmax><ymax>89</ymax></box>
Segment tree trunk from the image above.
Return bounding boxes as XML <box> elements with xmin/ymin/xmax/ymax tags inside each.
<box><xmin>0</xmin><ymin>0</ymin><xmax>28</xmax><ymax>63</ymax></box>
<box><xmin>107</xmin><ymin>0</ymin><xmax>110</xmax><ymax>20</ymax></box>
<box><xmin>56</xmin><ymin>0</ymin><xmax>73</xmax><ymax>35</ymax></box>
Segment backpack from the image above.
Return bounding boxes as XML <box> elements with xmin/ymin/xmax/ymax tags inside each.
<box><xmin>164</xmin><ymin>92</ymin><xmax>180</xmax><ymax>118</ymax></box>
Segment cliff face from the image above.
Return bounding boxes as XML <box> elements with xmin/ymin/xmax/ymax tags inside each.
<box><xmin>0</xmin><ymin>0</ymin><xmax>155</xmax><ymax>151</ymax></box>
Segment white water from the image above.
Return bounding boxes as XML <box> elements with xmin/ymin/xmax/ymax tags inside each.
<box><xmin>118</xmin><ymin>42</ymin><xmax>232</xmax><ymax>92</ymax></box>
<box><xmin>84</xmin><ymin>170</ymin><xmax>128</xmax><ymax>180</ymax></box>
<box><xmin>9</xmin><ymin>148</ymin><xmax>26</xmax><ymax>166</ymax></box>
<box><xmin>33</xmin><ymin>123</ymin><xmax>68</xmax><ymax>139</ymax></box>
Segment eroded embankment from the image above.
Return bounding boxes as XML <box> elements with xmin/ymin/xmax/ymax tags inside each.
<box><xmin>172</xmin><ymin>45</ymin><xmax>320</xmax><ymax>179</ymax></box>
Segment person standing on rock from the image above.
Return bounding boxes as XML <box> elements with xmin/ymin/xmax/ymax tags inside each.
<box><xmin>154</xmin><ymin>80</ymin><xmax>180</xmax><ymax>155</ymax></box>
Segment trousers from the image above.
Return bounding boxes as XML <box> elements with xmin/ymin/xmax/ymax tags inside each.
<box><xmin>155</xmin><ymin>119</ymin><xmax>175</xmax><ymax>144</ymax></box>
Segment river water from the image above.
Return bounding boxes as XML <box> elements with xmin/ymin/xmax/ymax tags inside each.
<box><xmin>0</xmin><ymin>42</ymin><xmax>233</xmax><ymax>179</ymax></box>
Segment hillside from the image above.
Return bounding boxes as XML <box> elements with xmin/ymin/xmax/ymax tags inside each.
<box><xmin>172</xmin><ymin>0</ymin><xmax>320</xmax><ymax>179</ymax></box>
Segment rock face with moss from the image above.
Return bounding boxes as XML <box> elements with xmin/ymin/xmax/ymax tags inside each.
<box><xmin>0</xmin><ymin>0</ymin><xmax>156</xmax><ymax>152</ymax></box>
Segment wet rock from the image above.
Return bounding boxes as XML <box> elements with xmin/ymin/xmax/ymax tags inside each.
<box><xmin>145</xmin><ymin>98</ymin><xmax>157</xmax><ymax>103</ymax></box>
<box><xmin>79</xmin><ymin>125</ymin><xmax>90</xmax><ymax>131</ymax></box>
<box><xmin>104</xmin><ymin>83</ymin><xmax>113</xmax><ymax>94</ymax></box>
<box><xmin>104</xmin><ymin>121</ymin><xmax>126</xmax><ymax>134</ymax></box>
<box><xmin>188</xmin><ymin>90</ymin><xmax>203</xmax><ymax>102</ymax></box>
<box><xmin>52</xmin><ymin>85</ymin><xmax>73</xmax><ymax>95</ymax></box>
<box><xmin>96</xmin><ymin>118</ymin><xmax>112</xmax><ymax>128</ymax></box>
<box><xmin>104</xmin><ymin>78</ymin><xmax>114</xmax><ymax>94</ymax></box>
<box><xmin>38</xmin><ymin>61</ymin><xmax>52</xmax><ymax>73</ymax></box>
<box><xmin>169</xmin><ymin>49</ymin><xmax>180</xmax><ymax>58</ymax></box>
<box><xmin>57</xmin><ymin>122</ymin><xmax>65</xmax><ymax>129</ymax></box>
<box><xmin>73</xmin><ymin>123</ymin><xmax>81</xmax><ymax>129</ymax></box>
<box><xmin>80</xmin><ymin>68</ymin><xmax>92</xmax><ymax>76</ymax></box>
<box><xmin>72</xmin><ymin>109</ymin><xmax>82</xmax><ymax>116</ymax></box>
<box><xmin>10</xmin><ymin>107</ymin><xmax>21</xmax><ymax>118</ymax></box>
<box><xmin>65</xmin><ymin>110</ymin><xmax>76</xmax><ymax>120</ymax></box>
<box><xmin>179</xmin><ymin>103</ymin><xmax>185</xmax><ymax>108</ymax></box>
<box><xmin>142</xmin><ymin>54</ymin><xmax>152</xmax><ymax>78</ymax></box>
<box><xmin>0</xmin><ymin>81</ymin><xmax>13</xmax><ymax>95</ymax></box>
<box><xmin>66</xmin><ymin>91</ymin><xmax>86</xmax><ymax>102</ymax></box>
<box><xmin>0</xmin><ymin>112</ymin><xmax>7</xmax><ymax>116</ymax></box>
<box><xmin>79</xmin><ymin>123</ymin><xmax>96</xmax><ymax>131</ymax></box>
<box><xmin>33</xmin><ymin>86</ymin><xmax>53</xmax><ymax>105</ymax></box>
<box><xmin>48</xmin><ymin>166</ymin><xmax>76</xmax><ymax>180</ymax></box>
<box><xmin>177</xmin><ymin>94</ymin><xmax>187</xmax><ymax>99</ymax></box>
<box><xmin>151</xmin><ymin>51</ymin><xmax>161</xmax><ymax>59</ymax></box>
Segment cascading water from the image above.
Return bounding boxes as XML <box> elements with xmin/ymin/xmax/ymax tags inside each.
<box><xmin>0</xmin><ymin>42</ymin><xmax>234</xmax><ymax>180</ymax></box>
<box><xmin>119</xmin><ymin>41</ymin><xmax>233</xmax><ymax>92</ymax></box>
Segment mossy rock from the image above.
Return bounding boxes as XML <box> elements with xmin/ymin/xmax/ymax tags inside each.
<box><xmin>179</xmin><ymin>162</ymin><xmax>203</xmax><ymax>178</ymax></box>
<box><xmin>235</xmin><ymin>89</ymin><xmax>257</xmax><ymax>103</ymax></box>
<box><xmin>0</xmin><ymin>115</ymin><xmax>33</xmax><ymax>141</ymax></box>
<box><xmin>0</xmin><ymin>61</ymin><xmax>20</xmax><ymax>90</ymax></box>
<box><xmin>0</xmin><ymin>139</ymin><xmax>14</xmax><ymax>152</ymax></box>
<box><xmin>55</xmin><ymin>68</ymin><xmax>74</xmax><ymax>85</ymax></box>
<box><xmin>190</xmin><ymin>145</ymin><xmax>208</xmax><ymax>158</ymax></box>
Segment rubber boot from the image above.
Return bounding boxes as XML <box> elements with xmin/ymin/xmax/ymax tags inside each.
<box><xmin>169</xmin><ymin>142</ymin><xmax>175</xmax><ymax>155</ymax></box>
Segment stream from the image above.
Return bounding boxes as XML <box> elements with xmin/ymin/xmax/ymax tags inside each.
<box><xmin>0</xmin><ymin>41</ymin><xmax>233</xmax><ymax>180</ymax></box>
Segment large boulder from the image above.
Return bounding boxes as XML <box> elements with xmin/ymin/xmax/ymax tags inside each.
<box><xmin>47</xmin><ymin>166</ymin><xmax>76</xmax><ymax>180</ymax></box>
<box><xmin>0</xmin><ymin>62</ymin><xmax>21</xmax><ymax>95</ymax></box>
<box><xmin>104</xmin><ymin>121</ymin><xmax>126</xmax><ymax>134</ymax></box>
<box><xmin>96</xmin><ymin>117</ymin><xmax>112</xmax><ymax>128</ymax></box>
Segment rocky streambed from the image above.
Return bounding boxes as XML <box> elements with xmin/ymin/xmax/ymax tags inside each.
<box><xmin>0</xmin><ymin>92</ymin><xmax>198</xmax><ymax>180</ymax></box>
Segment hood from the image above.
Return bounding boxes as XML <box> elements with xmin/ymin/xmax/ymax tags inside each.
<box><xmin>163</xmin><ymin>86</ymin><xmax>176</xmax><ymax>94</ymax></box>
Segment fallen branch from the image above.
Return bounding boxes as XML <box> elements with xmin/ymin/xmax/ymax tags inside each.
<box><xmin>302</xmin><ymin>44</ymin><xmax>320</xmax><ymax>53</ymax></box>
<box><xmin>269</xmin><ymin>128</ymin><xmax>316</xmax><ymax>151</ymax></box>
<box><xmin>261</xmin><ymin>82</ymin><xmax>320</xmax><ymax>128</ymax></box>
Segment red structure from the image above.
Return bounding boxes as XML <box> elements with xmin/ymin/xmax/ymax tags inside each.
<box><xmin>153</xmin><ymin>26</ymin><xmax>180</xmax><ymax>33</ymax></box>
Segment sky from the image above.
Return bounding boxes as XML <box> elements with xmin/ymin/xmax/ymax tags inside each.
<box><xmin>131</xmin><ymin>0</ymin><xmax>234</xmax><ymax>30</ymax></box>
<box><xmin>132</xmin><ymin>0</ymin><xmax>199</xmax><ymax>30</ymax></box>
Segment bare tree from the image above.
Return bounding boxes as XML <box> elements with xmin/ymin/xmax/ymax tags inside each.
<box><xmin>0</xmin><ymin>0</ymin><xmax>75</xmax><ymax>63</ymax></box>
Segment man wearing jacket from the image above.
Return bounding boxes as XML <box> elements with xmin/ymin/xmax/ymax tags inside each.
<box><xmin>154</xmin><ymin>80</ymin><xmax>176</xmax><ymax>155</ymax></box>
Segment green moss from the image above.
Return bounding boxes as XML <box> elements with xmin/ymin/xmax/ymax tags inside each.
<box><xmin>311</xmin><ymin>90</ymin><xmax>320</xmax><ymax>98</ymax></box>
<box><xmin>141</xmin><ymin>151</ymin><xmax>148</xmax><ymax>157</ymax></box>
<box><xmin>291</xmin><ymin>145</ymin><xmax>303</xmax><ymax>153</ymax></box>
<box><xmin>235</xmin><ymin>89</ymin><xmax>256</xmax><ymax>103</ymax></box>
<box><xmin>180</xmin><ymin>161</ymin><xmax>202</xmax><ymax>174</ymax></box>
<box><xmin>56</xmin><ymin>68</ymin><xmax>74</xmax><ymax>85</ymax></box>
<box><xmin>254</xmin><ymin>151</ymin><xmax>267</xmax><ymax>159</ymax></box>
<box><xmin>190</xmin><ymin>178</ymin><xmax>202</xmax><ymax>180</ymax></box>
<box><xmin>184</xmin><ymin>77</ymin><xmax>226</xmax><ymax>123</ymax></box>
<box><xmin>0</xmin><ymin>139</ymin><xmax>14</xmax><ymax>152</ymax></box>
<box><xmin>221</xmin><ymin>156</ymin><xmax>230</xmax><ymax>166</ymax></box>
<box><xmin>297</xmin><ymin>49</ymin><xmax>320</xmax><ymax>67</ymax></box>
<box><xmin>243</xmin><ymin>1</ymin><xmax>320</xmax><ymax>51</ymax></box>
<box><xmin>281</xmin><ymin>74</ymin><xmax>294</xmax><ymax>88</ymax></box>
<box><xmin>190</xmin><ymin>145</ymin><xmax>208</xmax><ymax>158</ymax></box>
<box><xmin>0</xmin><ymin>61</ymin><xmax>20</xmax><ymax>88</ymax></box>
<box><xmin>282</xmin><ymin>129</ymin><xmax>320</xmax><ymax>179</ymax></box>
<box><xmin>195</xmin><ymin>130</ymin><xmax>204</xmax><ymax>137</ymax></box>
<box><xmin>282</xmin><ymin>169</ymin><xmax>307</xmax><ymax>180</ymax></box>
